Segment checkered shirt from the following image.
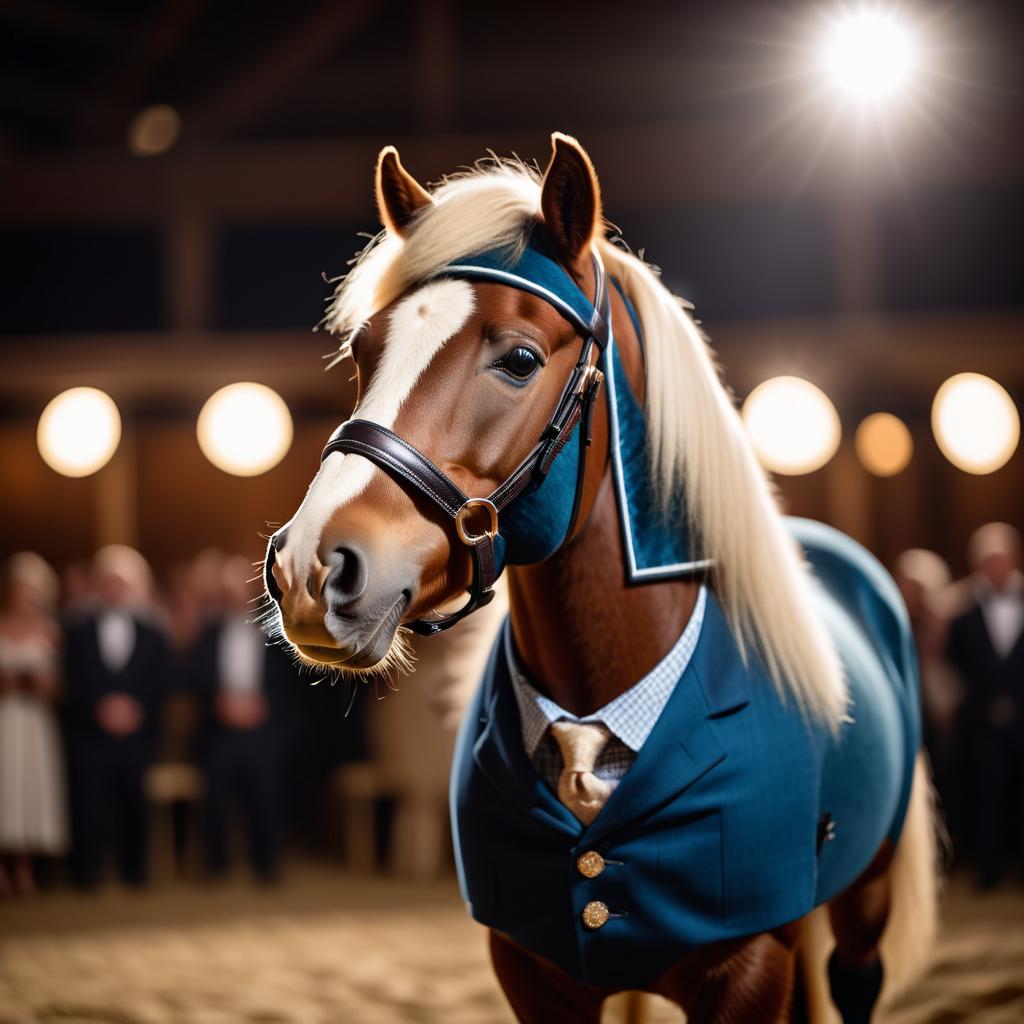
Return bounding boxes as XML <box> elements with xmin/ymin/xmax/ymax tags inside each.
<box><xmin>507</xmin><ymin>586</ymin><xmax>707</xmax><ymax>793</ymax></box>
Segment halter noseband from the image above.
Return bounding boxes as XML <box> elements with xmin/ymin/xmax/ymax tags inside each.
<box><xmin>319</xmin><ymin>248</ymin><xmax>611</xmax><ymax>635</ymax></box>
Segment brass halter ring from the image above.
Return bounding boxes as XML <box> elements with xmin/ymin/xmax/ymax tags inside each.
<box><xmin>455</xmin><ymin>498</ymin><xmax>499</xmax><ymax>546</ymax></box>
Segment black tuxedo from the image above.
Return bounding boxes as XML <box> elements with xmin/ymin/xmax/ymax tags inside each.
<box><xmin>948</xmin><ymin>597</ymin><xmax>1024</xmax><ymax>883</ymax></box>
<box><xmin>63</xmin><ymin>613</ymin><xmax>171</xmax><ymax>886</ymax></box>
<box><xmin>187</xmin><ymin>620</ymin><xmax>294</xmax><ymax>879</ymax></box>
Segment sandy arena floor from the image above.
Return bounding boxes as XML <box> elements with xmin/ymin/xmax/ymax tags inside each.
<box><xmin>1</xmin><ymin>864</ymin><xmax>1022</xmax><ymax>1023</ymax></box>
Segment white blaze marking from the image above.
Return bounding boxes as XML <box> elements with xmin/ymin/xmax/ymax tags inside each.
<box><xmin>282</xmin><ymin>279</ymin><xmax>475</xmax><ymax>580</ymax></box>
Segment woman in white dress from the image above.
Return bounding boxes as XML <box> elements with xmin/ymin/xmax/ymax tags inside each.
<box><xmin>0</xmin><ymin>552</ymin><xmax>67</xmax><ymax>895</ymax></box>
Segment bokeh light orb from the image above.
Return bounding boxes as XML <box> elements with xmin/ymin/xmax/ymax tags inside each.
<box><xmin>855</xmin><ymin>412</ymin><xmax>913</xmax><ymax>477</ymax></box>
<box><xmin>820</xmin><ymin>8</ymin><xmax>917</xmax><ymax>101</ymax></box>
<box><xmin>931</xmin><ymin>373</ymin><xmax>1019</xmax><ymax>474</ymax></box>
<box><xmin>742</xmin><ymin>376</ymin><xmax>841</xmax><ymax>475</ymax></box>
<box><xmin>37</xmin><ymin>387</ymin><xmax>122</xmax><ymax>477</ymax></box>
<box><xmin>197</xmin><ymin>383</ymin><xmax>293</xmax><ymax>477</ymax></box>
<box><xmin>127</xmin><ymin>104</ymin><xmax>181</xmax><ymax>157</ymax></box>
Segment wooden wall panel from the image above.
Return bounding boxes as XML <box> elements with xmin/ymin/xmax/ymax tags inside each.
<box><xmin>0</xmin><ymin>422</ymin><xmax>97</xmax><ymax>570</ymax></box>
<box><xmin>133</xmin><ymin>418</ymin><xmax>340</xmax><ymax>573</ymax></box>
<box><xmin>2</xmin><ymin>415</ymin><xmax>1020</xmax><ymax>586</ymax></box>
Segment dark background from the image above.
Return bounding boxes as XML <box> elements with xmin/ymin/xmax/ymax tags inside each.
<box><xmin>1</xmin><ymin>0</ymin><xmax>1021</xmax><ymax>577</ymax></box>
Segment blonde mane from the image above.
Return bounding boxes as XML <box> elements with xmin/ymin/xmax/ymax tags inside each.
<box><xmin>327</xmin><ymin>159</ymin><xmax>848</xmax><ymax>727</ymax></box>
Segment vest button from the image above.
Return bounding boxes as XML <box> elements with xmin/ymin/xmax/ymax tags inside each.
<box><xmin>581</xmin><ymin>900</ymin><xmax>610</xmax><ymax>930</ymax></box>
<box><xmin>577</xmin><ymin>851</ymin><xmax>605</xmax><ymax>878</ymax></box>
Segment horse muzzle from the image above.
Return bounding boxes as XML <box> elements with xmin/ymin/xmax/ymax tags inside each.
<box><xmin>264</xmin><ymin>530</ymin><xmax>414</xmax><ymax>670</ymax></box>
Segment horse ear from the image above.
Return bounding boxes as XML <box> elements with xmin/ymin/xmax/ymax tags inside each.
<box><xmin>540</xmin><ymin>133</ymin><xmax>603</xmax><ymax>268</ymax></box>
<box><xmin>375</xmin><ymin>146</ymin><xmax>433</xmax><ymax>236</ymax></box>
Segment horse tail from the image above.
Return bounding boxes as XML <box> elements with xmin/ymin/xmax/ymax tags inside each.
<box><xmin>797</xmin><ymin>752</ymin><xmax>942</xmax><ymax>1022</ymax></box>
<box><xmin>878</xmin><ymin>751</ymin><xmax>943</xmax><ymax>997</ymax></box>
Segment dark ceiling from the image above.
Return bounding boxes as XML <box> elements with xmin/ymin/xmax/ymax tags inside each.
<box><xmin>2</xmin><ymin>0</ymin><xmax>1021</xmax><ymax>153</ymax></box>
<box><xmin>1</xmin><ymin>1</ymin><xmax>1021</xmax><ymax>350</ymax></box>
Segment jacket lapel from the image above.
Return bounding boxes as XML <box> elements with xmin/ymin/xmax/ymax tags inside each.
<box><xmin>471</xmin><ymin>591</ymin><xmax>754</xmax><ymax>845</ymax></box>
<box><xmin>970</xmin><ymin>604</ymin><xmax>1001</xmax><ymax>663</ymax></box>
<box><xmin>472</xmin><ymin>644</ymin><xmax>581</xmax><ymax>838</ymax></box>
<box><xmin>586</xmin><ymin>591</ymin><xmax>750</xmax><ymax>844</ymax></box>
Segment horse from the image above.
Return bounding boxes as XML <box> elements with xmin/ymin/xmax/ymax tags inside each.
<box><xmin>263</xmin><ymin>134</ymin><xmax>938</xmax><ymax>1023</ymax></box>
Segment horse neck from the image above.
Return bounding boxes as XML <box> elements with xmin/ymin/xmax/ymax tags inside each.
<box><xmin>505</xmin><ymin>287</ymin><xmax>700</xmax><ymax>717</ymax></box>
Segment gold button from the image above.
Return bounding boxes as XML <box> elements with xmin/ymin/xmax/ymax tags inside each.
<box><xmin>577</xmin><ymin>851</ymin><xmax>605</xmax><ymax>878</ymax></box>
<box><xmin>581</xmin><ymin>900</ymin><xmax>610</xmax><ymax>930</ymax></box>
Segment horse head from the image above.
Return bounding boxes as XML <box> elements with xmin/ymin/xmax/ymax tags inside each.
<box><xmin>265</xmin><ymin>135</ymin><xmax>616</xmax><ymax>672</ymax></box>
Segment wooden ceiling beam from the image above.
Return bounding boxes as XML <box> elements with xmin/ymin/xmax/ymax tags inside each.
<box><xmin>2</xmin><ymin>310</ymin><xmax>1021</xmax><ymax>412</ymax></box>
<box><xmin>1</xmin><ymin>116</ymin><xmax>1019</xmax><ymax>228</ymax></box>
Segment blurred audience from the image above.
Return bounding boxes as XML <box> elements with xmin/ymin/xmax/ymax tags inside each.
<box><xmin>63</xmin><ymin>546</ymin><xmax>171</xmax><ymax>888</ymax></box>
<box><xmin>7</xmin><ymin>521</ymin><xmax>1024</xmax><ymax>896</ymax></box>
<box><xmin>0</xmin><ymin>553</ymin><xmax>67</xmax><ymax>896</ymax></box>
<box><xmin>60</xmin><ymin>560</ymin><xmax>95</xmax><ymax>624</ymax></box>
<box><xmin>947</xmin><ymin>523</ymin><xmax>1024</xmax><ymax>889</ymax></box>
<box><xmin>187</xmin><ymin>555</ymin><xmax>292</xmax><ymax>883</ymax></box>
<box><xmin>894</xmin><ymin>548</ymin><xmax>964</xmax><ymax>832</ymax></box>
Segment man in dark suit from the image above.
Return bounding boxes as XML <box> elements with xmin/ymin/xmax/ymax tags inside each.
<box><xmin>948</xmin><ymin>522</ymin><xmax>1024</xmax><ymax>888</ymax></box>
<box><xmin>188</xmin><ymin>556</ymin><xmax>293</xmax><ymax>882</ymax></box>
<box><xmin>63</xmin><ymin>546</ymin><xmax>170</xmax><ymax>888</ymax></box>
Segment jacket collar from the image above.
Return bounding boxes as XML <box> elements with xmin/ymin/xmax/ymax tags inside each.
<box><xmin>472</xmin><ymin>649</ymin><xmax>581</xmax><ymax>838</ymax></box>
<box><xmin>505</xmin><ymin>586</ymin><xmax>708</xmax><ymax>757</ymax></box>
<box><xmin>471</xmin><ymin>588</ymin><xmax>753</xmax><ymax>844</ymax></box>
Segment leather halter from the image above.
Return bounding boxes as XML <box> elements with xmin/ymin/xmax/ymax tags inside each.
<box><xmin>320</xmin><ymin>250</ymin><xmax>611</xmax><ymax>635</ymax></box>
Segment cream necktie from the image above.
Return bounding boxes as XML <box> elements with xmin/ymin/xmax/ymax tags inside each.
<box><xmin>550</xmin><ymin>721</ymin><xmax>613</xmax><ymax>825</ymax></box>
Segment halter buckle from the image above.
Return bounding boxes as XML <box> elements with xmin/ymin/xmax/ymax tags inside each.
<box><xmin>455</xmin><ymin>498</ymin><xmax>499</xmax><ymax>546</ymax></box>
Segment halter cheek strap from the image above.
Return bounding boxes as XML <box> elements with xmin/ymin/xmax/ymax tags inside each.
<box><xmin>320</xmin><ymin>247</ymin><xmax>610</xmax><ymax>635</ymax></box>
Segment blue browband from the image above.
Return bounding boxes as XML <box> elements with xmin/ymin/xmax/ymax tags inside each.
<box><xmin>442</xmin><ymin>243</ymin><xmax>608</xmax><ymax>346</ymax></box>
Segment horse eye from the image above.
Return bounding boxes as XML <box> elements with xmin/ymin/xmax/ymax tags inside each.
<box><xmin>495</xmin><ymin>345</ymin><xmax>541</xmax><ymax>381</ymax></box>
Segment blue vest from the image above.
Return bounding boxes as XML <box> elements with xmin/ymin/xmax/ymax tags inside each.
<box><xmin>450</xmin><ymin>518</ymin><xmax>921</xmax><ymax>988</ymax></box>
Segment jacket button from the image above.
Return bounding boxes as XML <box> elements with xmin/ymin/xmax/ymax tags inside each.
<box><xmin>577</xmin><ymin>851</ymin><xmax>605</xmax><ymax>878</ymax></box>
<box><xmin>581</xmin><ymin>900</ymin><xmax>610</xmax><ymax>930</ymax></box>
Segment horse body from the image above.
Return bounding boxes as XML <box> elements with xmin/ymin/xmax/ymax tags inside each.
<box><xmin>452</xmin><ymin>518</ymin><xmax>921</xmax><ymax>984</ymax></box>
<box><xmin>265</xmin><ymin>135</ymin><xmax>937</xmax><ymax>1021</ymax></box>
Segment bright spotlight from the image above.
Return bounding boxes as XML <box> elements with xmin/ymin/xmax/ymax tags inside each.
<box><xmin>197</xmin><ymin>382</ymin><xmax>293</xmax><ymax>477</ymax></box>
<box><xmin>855</xmin><ymin>412</ymin><xmax>913</xmax><ymax>477</ymax></box>
<box><xmin>820</xmin><ymin>8</ymin><xmax>918</xmax><ymax>101</ymax></box>
<box><xmin>37</xmin><ymin>387</ymin><xmax>122</xmax><ymax>477</ymax></box>
<box><xmin>742</xmin><ymin>376</ymin><xmax>841</xmax><ymax>475</ymax></box>
<box><xmin>932</xmin><ymin>373</ymin><xmax>1019</xmax><ymax>475</ymax></box>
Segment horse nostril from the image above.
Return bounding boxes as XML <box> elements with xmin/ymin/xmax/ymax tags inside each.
<box><xmin>323</xmin><ymin>546</ymin><xmax>368</xmax><ymax>610</ymax></box>
<box><xmin>264</xmin><ymin>536</ymin><xmax>284</xmax><ymax>603</ymax></box>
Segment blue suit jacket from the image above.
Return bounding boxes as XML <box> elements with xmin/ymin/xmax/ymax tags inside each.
<box><xmin>450</xmin><ymin>520</ymin><xmax>920</xmax><ymax>988</ymax></box>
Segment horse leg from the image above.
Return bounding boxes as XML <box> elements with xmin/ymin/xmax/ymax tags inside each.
<box><xmin>488</xmin><ymin>929</ymin><xmax>609</xmax><ymax>1023</ymax></box>
<box><xmin>656</xmin><ymin>925</ymin><xmax>801</xmax><ymax>1024</ymax></box>
<box><xmin>826</xmin><ymin>840</ymin><xmax>893</xmax><ymax>1024</ymax></box>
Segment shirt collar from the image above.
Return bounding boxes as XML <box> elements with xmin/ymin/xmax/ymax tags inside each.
<box><xmin>507</xmin><ymin>585</ymin><xmax>707</xmax><ymax>757</ymax></box>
